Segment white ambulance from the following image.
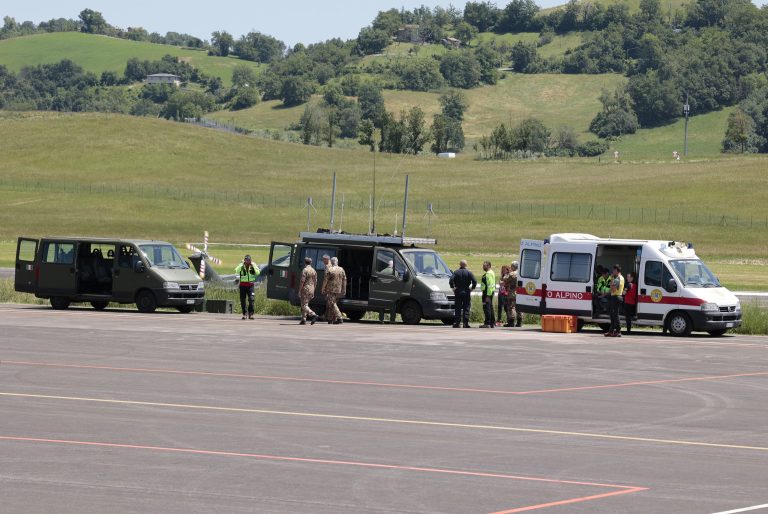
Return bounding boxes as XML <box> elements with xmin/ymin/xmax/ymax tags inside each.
<box><xmin>516</xmin><ymin>234</ymin><xmax>742</xmax><ymax>336</ymax></box>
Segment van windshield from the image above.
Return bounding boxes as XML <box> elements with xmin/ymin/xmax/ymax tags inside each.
<box><xmin>401</xmin><ymin>250</ymin><xmax>451</xmax><ymax>277</ymax></box>
<box><xmin>139</xmin><ymin>244</ymin><xmax>188</xmax><ymax>269</ymax></box>
<box><xmin>669</xmin><ymin>259</ymin><xmax>721</xmax><ymax>288</ymax></box>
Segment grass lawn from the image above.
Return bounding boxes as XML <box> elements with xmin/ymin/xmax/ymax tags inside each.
<box><xmin>0</xmin><ymin>32</ymin><xmax>263</xmax><ymax>86</ymax></box>
<box><xmin>474</xmin><ymin>31</ymin><xmax>583</xmax><ymax>59</ymax></box>
<box><xmin>1</xmin><ymin>112</ymin><xmax>766</xmax><ymax>289</ymax></box>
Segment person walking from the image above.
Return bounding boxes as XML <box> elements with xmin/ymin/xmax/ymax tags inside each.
<box><xmin>479</xmin><ymin>261</ymin><xmax>496</xmax><ymax>329</ymax></box>
<box><xmin>449</xmin><ymin>260</ymin><xmax>476</xmax><ymax>328</ymax></box>
<box><xmin>606</xmin><ymin>264</ymin><xmax>625</xmax><ymax>337</ymax></box>
<box><xmin>504</xmin><ymin>261</ymin><xmax>523</xmax><ymax>327</ymax></box>
<box><xmin>623</xmin><ymin>271</ymin><xmax>638</xmax><ymax>334</ymax></box>
<box><xmin>298</xmin><ymin>256</ymin><xmax>319</xmax><ymax>325</ymax></box>
<box><xmin>321</xmin><ymin>256</ymin><xmax>347</xmax><ymax>324</ymax></box>
<box><xmin>235</xmin><ymin>255</ymin><xmax>260</xmax><ymax>320</ymax></box>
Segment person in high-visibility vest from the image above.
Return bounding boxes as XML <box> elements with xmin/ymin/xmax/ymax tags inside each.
<box><xmin>606</xmin><ymin>264</ymin><xmax>625</xmax><ymax>337</ymax></box>
<box><xmin>480</xmin><ymin>261</ymin><xmax>496</xmax><ymax>328</ymax></box>
<box><xmin>235</xmin><ymin>254</ymin><xmax>260</xmax><ymax>320</ymax></box>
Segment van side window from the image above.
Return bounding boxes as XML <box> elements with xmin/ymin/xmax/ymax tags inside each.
<box><xmin>550</xmin><ymin>252</ymin><xmax>591</xmax><ymax>282</ymax></box>
<box><xmin>645</xmin><ymin>261</ymin><xmax>674</xmax><ymax>288</ymax></box>
<box><xmin>42</xmin><ymin>242</ymin><xmax>74</xmax><ymax>265</ymax></box>
<box><xmin>118</xmin><ymin>245</ymin><xmax>139</xmax><ymax>268</ymax></box>
<box><xmin>376</xmin><ymin>250</ymin><xmax>396</xmax><ymax>274</ymax></box>
<box><xmin>18</xmin><ymin>240</ymin><xmax>37</xmax><ymax>262</ymax></box>
<box><xmin>520</xmin><ymin>249</ymin><xmax>541</xmax><ymax>279</ymax></box>
<box><xmin>299</xmin><ymin>247</ymin><xmax>336</xmax><ymax>271</ymax></box>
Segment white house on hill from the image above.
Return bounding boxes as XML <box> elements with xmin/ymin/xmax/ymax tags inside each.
<box><xmin>146</xmin><ymin>73</ymin><xmax>181</xmax><ymax>86</ymax></box>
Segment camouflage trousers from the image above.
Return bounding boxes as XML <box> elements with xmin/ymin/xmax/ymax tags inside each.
<box><xmin>325</xmin><ymin>293</ymin><xmax>342</xmax><ymax>322</ymax></box>
<box><xmin>506</xmin><ymin>297</ymin><xmax>523</xmax><ymax>326</ymax></box>
<box><xmin>299</xmin><ymin>291</ymin><xmax>316</xmax><ymax>320</ymax></box>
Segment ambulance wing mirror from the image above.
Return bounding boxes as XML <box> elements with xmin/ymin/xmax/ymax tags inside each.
<box><xmin>665</xmin><ymin>279</ymin><xmax>677</xmax><ymax>293</ymax></box>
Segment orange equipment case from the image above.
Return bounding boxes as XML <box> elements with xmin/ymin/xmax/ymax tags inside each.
<box><xmin>541</xmin><ymin>315</ymin><xmax>577</xmax><ymax>333</ymax></box>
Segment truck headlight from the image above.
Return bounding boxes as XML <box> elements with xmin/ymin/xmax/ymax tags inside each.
<box><xmin>700</xmin><ymin>302</ymin><xmax>718</xmax><ymax>312</ymax></box>
<box><xmin>163</xmin><ymin>282</ymin><xmax>180</xmax><ymax>290</ymax></box>
<box><xmin>430</xmin><ymin>292</ymin><xmax>447</xmax><ymax>301</ymax></box>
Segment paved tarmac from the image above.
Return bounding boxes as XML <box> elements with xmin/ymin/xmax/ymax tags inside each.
<box><xmin>1</xmin><ymin>304</ymin><xmax>767</xmax><ymax>514</ymax></box>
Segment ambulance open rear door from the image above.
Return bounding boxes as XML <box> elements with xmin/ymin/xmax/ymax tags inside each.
<box><xmin>517</xmin><ymin>239</ymin><xmax>545</xmax><ymax>314</ymax></box>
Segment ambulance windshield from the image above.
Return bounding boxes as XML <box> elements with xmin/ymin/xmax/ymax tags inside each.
<box><xmin>669</xmin><ymin>259</ymin><xmax>720</xmax><ymax>288</ymax></box>
<box><xmin>401</xmin><ymin>250</ymin><xmax>452</xmax><ymax>276</ymax></box>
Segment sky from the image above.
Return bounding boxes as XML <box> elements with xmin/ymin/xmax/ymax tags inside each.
<box><xmin>2</xmin><ymin>0</ymin><xmax>569</xmax><ymax>47</ymax></box>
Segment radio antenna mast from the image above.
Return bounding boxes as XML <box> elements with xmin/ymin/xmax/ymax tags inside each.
<box><xmin>303</xmin><ymin>197</ymin><xmax>317</xmax><ymax>232</ymax></box>
<box><xmin>329</xmin><ymin>172</ymin><xmax>337</xmax><ymax>232</ymax></box>
<box><xmin>423</xmin><ymin>202</ymin><xmax>437</xmax><ymax>239</ymax></box>
<box><xmin>401</xmin><ymin>175</ymin><xmax>409</xmax><ymax>238</ymax></box>
<box><xmin>338</xmin><ymin>193</ymin><xmax>345</xmax><ymax>232</ymax></box>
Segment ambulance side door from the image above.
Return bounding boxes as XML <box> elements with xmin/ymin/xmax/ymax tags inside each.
<box><xmin>516</xmin><ymin>239</ymin><xmax>545</xmax><ymax>314</ymax></box>
<box><xmin>637</xmin><ymin>259</ymin><xmax>680</xmax><ymax>323</ymax></box>
<box><xmin>545</xmin><ymin>243</ymin><xmax>596</xmax><ymax>316</ymax></box>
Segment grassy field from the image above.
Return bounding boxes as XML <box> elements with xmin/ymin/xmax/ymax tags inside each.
<box><xmin>207</xmin><ymin>73</ymin><xmax>626</xmax><ymax>142</ymax></box>
<box><xmin>473</xmin><ymin>31</ymin><xmax>583</xmax><ymax>59</ymax></box>
<box><xmin>1</xmin><ymin>111</ymin><xmax>767</xmax><ymax>290</ymax></box>
<box><xmin>0</xmin><ymin>32</ymin><xmax>263</xmax><ymax>86</ymax></box>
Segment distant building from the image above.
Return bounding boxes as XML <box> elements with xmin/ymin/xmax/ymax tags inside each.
<box><xmin>441</xmin><ymin>37</ymin><xmax>461</xmax><ymax>49</ymax></box>
<box><xmin>395</xmin><ymin>24</ymin><xmax>422</xmax><ymax>43</ymax></box>
<box><xmin>146</xmin><ymin>73</ymin><xmax>181</xmax><ymax>87</ymax></box>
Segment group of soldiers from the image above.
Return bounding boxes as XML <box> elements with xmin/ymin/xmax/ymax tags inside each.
<box><xmin>298</xmin><ymin>254</ymin><xmax>346</xmax><ymax>325</ymax></box>
<box><xmin>450</xmin><ymin>260</ymin><xmax>523</xmax><ymax>328</ymax></box>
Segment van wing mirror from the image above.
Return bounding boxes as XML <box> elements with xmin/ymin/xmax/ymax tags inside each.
<box><xmin>402</xmin><ymin>270</ymin><xmax>411</xmax><ymax>282</ymax></box>
<box><xmin>134</xmin><ymin>261</ymin><xmax>145</xmax><ymax>273</ymax></box>
<box><xmin>666</xmin><ymin>279</ymin><xmax>677</xmax><ymax>293</ymax></box>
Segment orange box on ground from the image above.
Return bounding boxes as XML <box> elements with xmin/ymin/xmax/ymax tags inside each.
<box><xmin>541</xmin><ymin>315</ymin><xmax>577</xmax><ymax>333</ymax></box>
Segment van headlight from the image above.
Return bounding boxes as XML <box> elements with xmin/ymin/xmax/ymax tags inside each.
<box><xmin>430</xmin><ymin>292</ymin><xmax>447</xmax><ymax>301</ymax></box>
<box><xmin>163</xmin><ymin>282</ymin><xmax>180</xmax><ymax>290</ymax></box>
<box><xmin>700</xmin><ymin>302</ymin><xmax>718</xmax><ymax>312</ymax></box>
<box><xmin>197</xmin><ymin>282</ymin><xmax>205</xmax><ymax>291</ymax></box>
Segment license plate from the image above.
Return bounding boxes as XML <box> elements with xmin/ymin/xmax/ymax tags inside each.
<box><xmin>726</xmin><ymin>323</ymin><xmax>734</xmax><ymax>328</ymax></box>
<box><xmin>186</xmin><ymin>299</ymin><xmax>194</xmax><ymax>305</ymax></box>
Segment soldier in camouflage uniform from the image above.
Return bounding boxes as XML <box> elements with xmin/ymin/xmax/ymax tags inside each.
<box><xmin>504</xmin><ymin>261</ymin><xmax>523</xmax><ymax>327</ymax></box>
<box><xmin>321</xmin><ymin>256</ymin><xmax>347</xmax><ymax>324</ymax></box>
<box><xmin>298</xmin><ymin>256</ymin><xmax>318</xmax><ymax>325</ymax></box>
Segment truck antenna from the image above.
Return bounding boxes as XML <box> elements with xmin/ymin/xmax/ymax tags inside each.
<box><xmin>303</xmin><ymin>197</ymin><xmax>317</xmax><ymax>232</ymax></box>
<box><xmin>401</xmin><ymin>175</ymin><xmax>409</xmax><ymax>238</ymax></box>
<box><xmin>330</xmin><ymin>172</ymin><xmax>337</xmax><ymax>232</ymax></box>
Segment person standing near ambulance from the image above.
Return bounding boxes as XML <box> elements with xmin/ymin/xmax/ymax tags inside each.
<box><xmin>480</xmin><ymin>261</ymin><xmax>496</xmax><ymax>328</ymax></box>
<box><xmin>450</xmin><ymin>260</ymin><xmax>476</xmax><ymax>328</ymax></box>
<box><xmin>606</xmin><ymin>264</ymin><xmax>625</xmax><ymax>337</ymax></box>
<box><xmin>235</xmin><ymin>255</ymin><xmax>260</xmax><ymax>320</ymax></box>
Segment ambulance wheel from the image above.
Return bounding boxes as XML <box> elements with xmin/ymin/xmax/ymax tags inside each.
<box><xmin>400</xmin><ymin>300</ymin><xmax>422</xmax><ymax>325</ymax></box>
<box><xmin>597</xmin><ymin>323</ymin><xmax>610</xmax><ymax>332</ymax></box>
<box><xmin>344</xmin><ymin>310</ymin><xmax>365</xmax><ymax>322</ymax></box>
<box><xmin>667</xmin><ymin>311</ymin><xmax>692</xmax><ymax>337</ymax></box>
<box><xmin>136</xmin><ymin>290</ymin><xmax>157</xmax><ymax>313</ymax></box>
<box><xmin>91</xmin><ymin>301</ymin><xmax>109</xmax><ymax>311</ymax></box>
<box><xmin>50</xmin><ymin>297</ymin><xmax>71</xmax><ymax>310</ymax></box>
<box><xmin>707</xmin><ymin>329</ymin><xmax>727</xmax><ymax>337</ymax></box>
<box><xmin>577</xmin><ymin>319</ymin><xmax>585</xmax><ymax>332</ymax></box>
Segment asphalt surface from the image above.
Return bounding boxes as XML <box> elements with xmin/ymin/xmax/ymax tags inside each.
<box><xmin>1</xmin><ymin>305</ymin><xmax>768</xmax><ymax>514</ymax></box>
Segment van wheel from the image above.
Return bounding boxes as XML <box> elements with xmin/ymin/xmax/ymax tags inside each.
<box><xmin>440</xmin><ymin>317</ymin><xmax>454</xmax><ymax>325</ymax></box>
<box><xmin>667</xmin><ymin>311</ymin><xmax>692</xmax><ymax>337</ymax></box>
<box><xmin>176</xmin><ymin>306</ymin><xmax>194</xmax><ymax>314</ymax></box>
<box><xmin>136</xmin><ymin>290</ymin><xmax>157</xmax><ymax>313</ymax></box>
<box><xmin>91</xmin><ymin>301</ymin><xmax>109</xmax><ymax>311</ymax></box>
<box><xmin>344</xmin><ymin>310</ymin><xmax>365</xmax><ymax>322</ymax></box>
<box><xmin>400</xmin><ymin>300</ymin><xmax>422</xmax><ymax>325</ymax></box>
<box><xmin>708</xmin><ymin>329</ymin><xmax>728</xmax><ymax>337</ymax></box>
<box><xmin>50</xmin><ymin>297</ymin><xmax>71</xmax><ymax>310</ymax></box>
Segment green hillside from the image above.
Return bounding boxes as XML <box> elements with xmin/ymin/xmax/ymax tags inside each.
<box><xmin>0</xmin><ymin>32</ymin><xmax>263</xmax><ymax>85</ymax></box>
<box><xmin>1</xmin><ymin>112</ymin><xmax>767</xmax><ymax>277</ymax></box>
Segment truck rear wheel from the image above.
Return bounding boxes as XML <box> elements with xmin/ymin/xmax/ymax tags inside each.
<box><xmin>50</xmin><ymin>297</ymin><xmax>71</xmax><ymax>310</ymax></box>
<box><xmin>400</xmin><ymin>300</ymin><xmax>422</xmax><ymax>325</ymax></box>
<box><xmin>136</xmin><ymin>290</ymin><xmax>157</xmax><ymax>313</ymax></box>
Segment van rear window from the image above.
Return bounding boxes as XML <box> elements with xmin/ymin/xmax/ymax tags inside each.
<box><xmin>520</xmin><ymin>249</ymin><xmax>541</xmax><ymax>279</ymax></box>
<box><xmin>42</xmin><ymin>242</ymin><xmax>74</xmax><ymax>265</ymax></box>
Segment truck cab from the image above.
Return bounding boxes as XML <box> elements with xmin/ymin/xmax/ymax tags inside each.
<box><xmin>266</xmin><ymin>232</ymin><xmax>455</xmax><ymax>324</ymax></box>
<box><xmin>15</xmin><ymin>236</ymin><xmax>205</xmax><ymax>313</ymax></box>
<box><xmin>516</xmin><ymin>233</ymin><xmax>742</xmax><ymax>336</ymax></box>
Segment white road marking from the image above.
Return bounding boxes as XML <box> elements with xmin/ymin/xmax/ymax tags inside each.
<box><xmin>712</xmin><ymin>504</ymin><xmax>768</xmax><ymax>514</ymax></box>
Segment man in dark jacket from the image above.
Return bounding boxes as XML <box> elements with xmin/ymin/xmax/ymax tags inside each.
<box><xmin>449</xmin><ymin>260</ymin><xmax>477</xmax><ymax>328</ymax></box>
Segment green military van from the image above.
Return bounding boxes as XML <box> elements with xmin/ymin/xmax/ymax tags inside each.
<box><xmin>266</xmin><ymin>232</ymin><xmax>455</xmax><ymax>324</ymax></box>
<box><xmin>14</xmin><ymin>237</ymin><xmax>205</xmax><ymax>313</ymax></box>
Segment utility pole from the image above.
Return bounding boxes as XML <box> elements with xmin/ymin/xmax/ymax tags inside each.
<box><xmin>683</xmin><ymin>93</ymin><xmax>690</xmax><ymax>157</ymax></box>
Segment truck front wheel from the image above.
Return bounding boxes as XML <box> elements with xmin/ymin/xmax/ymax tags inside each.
<box><xmin>136</xmin><ymin>290</ymin><xmax>157</xmax><ymax>313</ymax></box>
<box><xmin>50</xmin><ymin>297</ymin><xmax>71</xmax><ymax>310</ymax></box>
<box><xmin>400</xmin><ymin>300</ymin><xmax>422</xmax><ymax>325</ymax></box>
